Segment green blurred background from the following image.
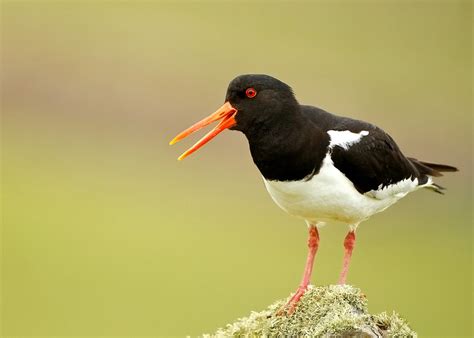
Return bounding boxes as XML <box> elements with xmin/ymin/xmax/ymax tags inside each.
<box><xmin>2</xmin><ymin>1</ymin><xmax>472</xmax><ymax>337</ymax></box>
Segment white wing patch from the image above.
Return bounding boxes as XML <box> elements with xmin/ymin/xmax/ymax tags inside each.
<box><xmin>328</xmin><ymin>130</ymin><xmax>369</xmax><ymax>150</ymax></box>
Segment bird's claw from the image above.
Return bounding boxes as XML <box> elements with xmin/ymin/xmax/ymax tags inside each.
<box><xmin>275</xmin><ymin>286</ymin><xmax>307</xmax><ymax>316</ymax></box>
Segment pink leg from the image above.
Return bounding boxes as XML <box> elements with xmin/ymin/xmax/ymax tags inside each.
<box><xmin>278</xmin><ymin>225</ymin><xmax>320</xmax><ymax>315</ymax></box>
<box><xmin>338</xmin><ymin>230</ymin><xmax>356</xmax><ymax>285</ymax></box>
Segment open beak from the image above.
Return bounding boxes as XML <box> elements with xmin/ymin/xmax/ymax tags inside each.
<box><xmin>169</xmin><ymin>101</ymin><xmax>237</xmax><ymax>160</ymax></box>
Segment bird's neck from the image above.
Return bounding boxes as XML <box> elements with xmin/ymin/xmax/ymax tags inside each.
<box><xmin>245</xmin><ymin>113</ymin><xmax>330</xmax><ymax>181</ymax></box>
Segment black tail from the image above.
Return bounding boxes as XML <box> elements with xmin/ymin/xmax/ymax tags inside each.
<box><xmin>408</xmin><ymin>158</ymin><xmax>458</xmax><ymax>177</ymax></box>
<box><xmin>408</xmin><ymin>158</ymin><xmax>458</xmax><ymax>194</ymax></box>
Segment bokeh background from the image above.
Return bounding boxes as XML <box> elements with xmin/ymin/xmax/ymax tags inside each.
<box><xmin>2</xmin><ymin>1</ymin><xmax>472</xmax><ymax>337</ymax></box>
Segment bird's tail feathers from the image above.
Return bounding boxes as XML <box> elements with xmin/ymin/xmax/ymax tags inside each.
<box><xmin>408</xmin><ymin>157</ymin><xmax>458</xmax><ymax>194</ymax></box>
<box><xmin>408</xmin><ymin>157</ymin><xmax>458</xmax><ymax>177</ymax></box>
<box><xmin>424</xmin><ymin>183</ymin><xmax>446</xmax><ymax>195</ymax></box>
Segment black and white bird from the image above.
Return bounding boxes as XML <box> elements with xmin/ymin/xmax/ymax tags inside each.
<box><xmin>170</xmin><ymin>74</ymin><xmax>457</xmax><ymax>314</ymax></box>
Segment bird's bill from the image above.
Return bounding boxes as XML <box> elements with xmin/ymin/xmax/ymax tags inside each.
<box><xmin>169</xmin><ymin>101</ymin><xmax>237</xmax><ymax>160</ymax></box>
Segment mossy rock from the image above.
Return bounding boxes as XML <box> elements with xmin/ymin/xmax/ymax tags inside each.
<box><xmin>204</xmin><ymin>285</ymin><xmax>416</xmax><ymax>337</ymax></box>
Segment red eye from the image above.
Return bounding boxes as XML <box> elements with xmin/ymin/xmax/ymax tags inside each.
<box><xmin>245</xmin><ymin>87</ymin><xmax>257</xmax><ymax>98</ymax></box>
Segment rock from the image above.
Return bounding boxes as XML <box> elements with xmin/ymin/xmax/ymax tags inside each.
<box><xmin>204</xmin><ymin>285</ymin><xmax>416</xmax><ymax>337</ymax></box>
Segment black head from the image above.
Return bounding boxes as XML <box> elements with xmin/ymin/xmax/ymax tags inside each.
<box><xmin>170</xmin><ymin>74</ymin><xmax>303</xmax><ymax>161</ymax></box>
<box><xmin>225</xmin><ymin>74</ymin><xmax>300</xmax><ymax>134</ymax></box>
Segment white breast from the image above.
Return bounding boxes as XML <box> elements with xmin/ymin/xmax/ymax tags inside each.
<box><xmin>263</xmin><ymin>154</ymin><xmax>421</xmax><ymax>226</ymax></box>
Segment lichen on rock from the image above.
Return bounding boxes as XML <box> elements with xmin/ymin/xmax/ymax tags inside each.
<box><xmin>204</xmin><ymin>285</ymin><xmax>416</xmax><ymax>337</ymax></box>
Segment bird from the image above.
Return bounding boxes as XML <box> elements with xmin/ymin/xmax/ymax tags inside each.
<box><xmin>169</xmin><ymin>74</ymin><xmax>458</xmax><ymax>314</ymax></box>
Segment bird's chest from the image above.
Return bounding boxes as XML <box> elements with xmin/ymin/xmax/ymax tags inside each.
<box><xmin>248</xmin><ymin>124</ymin><xmax>329</xmax><ymax>182</ymax></box>
<box><xmin>262</xmin><ymin>155</ymin><xmax>393</xmax><ymax>224</ymax></box>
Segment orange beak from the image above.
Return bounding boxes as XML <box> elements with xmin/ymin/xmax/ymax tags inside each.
<box><xmin>169</xmin><ymin>102</ymin><xmax>237</xmax><ymax>160</ymax></box>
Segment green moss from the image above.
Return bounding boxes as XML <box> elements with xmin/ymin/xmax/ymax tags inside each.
<box><xmin>204</xmin><ymin>285</ymin><xmax>416</xmax><ymax>337</ymax></box>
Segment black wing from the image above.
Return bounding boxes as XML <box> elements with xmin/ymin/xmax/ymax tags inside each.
<box><xmin>330</xmin><ymin>128</ymin><xmax>424</xmax><ymax>194</ymax></box>
<box><xmin>300</xmin><ymin>105</ymin><xmax>425</xmax><ymax>194</ymax></box>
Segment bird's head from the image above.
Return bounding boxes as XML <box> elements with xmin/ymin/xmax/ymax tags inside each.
<box><xmin>170</xmin><ymin>74</ymin><xmax>298</xmax><ymax>160</ymax></box>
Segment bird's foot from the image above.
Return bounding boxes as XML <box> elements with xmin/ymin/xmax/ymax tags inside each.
<box><xmin>276</xmin><ymin>285</ymin><xmax>308</xmax><ymax>316</ymax></box>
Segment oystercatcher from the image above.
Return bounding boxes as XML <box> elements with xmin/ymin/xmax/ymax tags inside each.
<box><xmin>169</xmin><ymin>74</ymin><xmax>457</xmax><ymax>314</ymax></box>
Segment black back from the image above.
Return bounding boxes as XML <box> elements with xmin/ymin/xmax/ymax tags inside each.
<box><xmin>249</xmin><ymin>104</ymin><xmax>425</xmax><ymax>193</ymax></box>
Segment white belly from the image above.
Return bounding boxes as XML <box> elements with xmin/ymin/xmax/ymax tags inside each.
<box><xmin>263</xmin><ymin>154</ymin><xmax>420</xmax><ymax>225</ymax></box>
